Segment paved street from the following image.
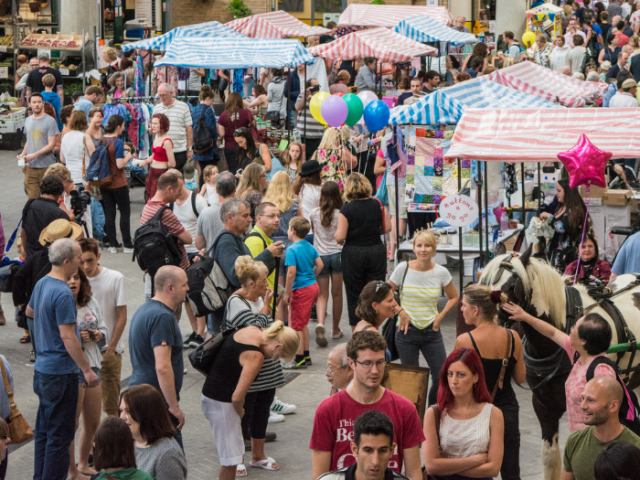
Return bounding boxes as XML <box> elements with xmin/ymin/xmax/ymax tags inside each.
<box><xmin>0</xmin><ymin>149</ymin><xmax>567</xmax><ymax>480</ymax></box>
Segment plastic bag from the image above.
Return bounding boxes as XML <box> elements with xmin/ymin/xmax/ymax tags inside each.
<box><xmin>605</xmin><ymin>229</ymin><xmax>619</xmax><ymax>263</ymax></box>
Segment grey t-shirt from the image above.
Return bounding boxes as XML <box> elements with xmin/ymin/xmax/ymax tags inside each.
<box><xmin>196</xmin><ymin>204</ymin><xmax>223</xmax><ymax>252</ymax></box>
<box><xmin>25</xmin><ymin>114</ymin><xmax>59</xmax><ymax>169</ymax></box>
<box><xmin>135</xmin><ymin>437</ymin><xmax>187</xmax><ymax>480</ymax></box>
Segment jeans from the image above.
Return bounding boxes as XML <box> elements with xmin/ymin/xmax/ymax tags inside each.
<box><xmin>174</xmin><ymin>151</ymin><xmax>187</xmax><ymax>173</ymax></box>
<box><xmin>100</xmin><ymin>353</ymin><xmax>122</xmax><ymax>416</ymax></box>
<box><xmin>342</xmin><ymin>243</ymin><xmax>387</xmax><ymax>326</ymax></box>
<box><xmin>224</xmin><ymin>148</ymin><xmax>238</xmax><ymax>174</ymax></box>
<box><xmin>33</xmin><ymin>372</ymin><xmax>78</xmax><ymax>480</ymax></box>
<box><xmin>207</xmin><ymin>308</ymin><xmax>225</xmax><ymax>336</ymax></box>
<box><xmin>168</xmin><ymin>409</ymin><xmax>184</xmax><ymax>452</ymax></box>
<box><xmin>395</xmin><ymin>324</ymin><xmax>446</xmax><ymax>406</ymax></box>
<box><xmin>100</xmin><ymin>185</ymin><xmax>132</xmax><ymax>247</ymax></box>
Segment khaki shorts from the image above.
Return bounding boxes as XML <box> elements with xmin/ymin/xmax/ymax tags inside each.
<box><xmin>23</xmin><ymin>166</ymin><xmax>47</xmax><ymax>199</ymax></box>
<box><xmin>101</xmin><ymin>352</ymin><xmax>122</xmax><ymax>416</ymax></box>
<box><xmin>388</xmin><ymin>184</ymin><xmax>408</xmax><ymax>219</ymax></box>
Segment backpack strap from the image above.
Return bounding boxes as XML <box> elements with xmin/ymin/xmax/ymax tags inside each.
<box><xmin>491</xmin><ymin>330</ymin><xmax>514</xmax><ymax>402</ymax></box>
<box><xmin>586</xmin><ymin>356</ymin><xmax>618</xmax><ymax>382</ymax></box>
<box><xmin>191</xmin><ymin>191</ymin><xmax>199</xmax><ymax>218</ymax></box>
<box><xmin>245</xmin><ymin>231</ymin><xmax>268</xmax><ymax>251</ymax></box>
<box><xmin>5</xmin><ymin>216</ymin><xmax>23</xmax><ymax>253</ymax></box>
<box><xmin>396</xmin><ymin>261</ymin><xmax>410</xmax><ymax>306</ymax></box>
<box><xmin>207</xmin><ymin>230</ymin><xmax>235</xmax><ymax>258</ymax></box>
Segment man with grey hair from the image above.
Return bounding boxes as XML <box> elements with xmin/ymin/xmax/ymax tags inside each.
<box><xmin>129</xmin><ymin>265</ymin><xmax>190</xmax><ymax>454</ymax></box>
<box><xmin>454</xmin><ymin>16</ymin><xmax>470</xmax><ymax>33</ymax></box>
<box><xmin>206</xmin><ymin>198</ymin><xmax>283</xmax><ymax>336</ymax></box>
<box><xmin>195</xmin><ymin>171</ymin><xmax>237</xmax><ymax>253</ymax></box>
<box><xmin>326</xmin><ymin>343</ymin><xmax>354</xmax><ymax>393</ymax></box>
<box><xmin>26</xmin><ymin>238</ymin><xmax>98</xmax><ymax>480</ymax></box>
<box><xmin>153</xmin><ymin>83</ymin><xmax>193</xmax><ymax>172</ymax></box>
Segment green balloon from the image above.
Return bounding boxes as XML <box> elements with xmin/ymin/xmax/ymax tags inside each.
<box><xmin>343</xmin><ymin>93</ymin><xmax>364</xmax><ymax>127</ymax></box>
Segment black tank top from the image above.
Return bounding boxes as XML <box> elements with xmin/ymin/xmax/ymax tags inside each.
<box><xmin>468</xmin><ymin>330</ymin><xmax>518</xmax><ymax>407</ymax></box>
<box><xmin>202</xmin><ymin>333</ymin><xmax>262</xmax><ymax>402</ymax></box>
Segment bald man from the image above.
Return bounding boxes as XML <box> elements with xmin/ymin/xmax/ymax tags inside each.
<box><xmin>562</xmin><ymin>377</ymin><xmax>640</xmax><ymax>480</ymax></box>
<box><xmin>128</xmin><ymin>265</ymin><xmax>189</xmax><ymax>449</ymax></box>
<box><xmin>153</xmin><ymin>83</ymin><xmax>193</xmax><ymax>172</ymax></box>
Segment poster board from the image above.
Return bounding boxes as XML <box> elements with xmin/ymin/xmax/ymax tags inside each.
<box><xmin>382</xmin><ymin>363</ymin><xmax>430</xmax><ymax>421</ymax></box>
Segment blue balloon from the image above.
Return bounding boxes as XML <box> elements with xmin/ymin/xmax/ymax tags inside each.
<box><xmin>363</xmin><ymin>100</ymin><xmax>390</xmax><ymax>133</ymax></box>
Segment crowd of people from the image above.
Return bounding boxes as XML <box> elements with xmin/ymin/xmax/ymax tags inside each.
<box><xmin>2</xmin><ymin>5</ymin><xmax>640</xmax><ymax>480</ymax></box>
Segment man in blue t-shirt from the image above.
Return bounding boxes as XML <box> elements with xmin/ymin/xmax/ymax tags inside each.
<box><xmin>26</xmin><ymin>238</ymin><xmax>98</xmax><ymax>480</ymax></box>
<box><xmin>128</xmin><ymin>265</ymin><xmax>189</xmax><ymax>449</ymax></box>
<box><xmin>610</xmin><ymin>231</ymin><xmax>640</xmax><ymax>283</ymax></box>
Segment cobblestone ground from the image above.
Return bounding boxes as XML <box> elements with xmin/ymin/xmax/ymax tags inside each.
<box><xmin>0</xmin><ymin>150</ymin><xmax>568</xmax><ymax>480</ymax></box>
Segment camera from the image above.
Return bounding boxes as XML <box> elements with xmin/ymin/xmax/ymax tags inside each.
<box><xmin>69</xmin><ymin>185</ymin><xmax>91</xmax><ymax>218</ymax></box>
<box><xmin>236</xmin><ymin>168</ymin><xmax>244</xmax><ymax>176</ymax></box>
<box><xmin>309</xmin><ymin>84</ymin><xmax>320</xmax><ymax>94</ymax></box>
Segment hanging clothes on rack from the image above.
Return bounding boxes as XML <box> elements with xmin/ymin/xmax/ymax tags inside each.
<box><xmin>134</xmin><ymin>54</ymin><xmax>146</xmax><ymax>98</ymax></box>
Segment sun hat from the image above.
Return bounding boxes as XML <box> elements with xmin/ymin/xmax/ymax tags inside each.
<box><xmin>39</xmin><ymin>218</ymin><xmax>83</xmax><ymax>247</ymax></box>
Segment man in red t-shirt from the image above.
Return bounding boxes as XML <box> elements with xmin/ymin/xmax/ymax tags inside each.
<box><xmin>140</xmin><ymin>170</ymin><xmax>192</xmax><ymax>270</ymax></box>
<box><xmin>311</xmin><ymin>331</ymin><xmax>425</xmax><ymax>480</ymax></box>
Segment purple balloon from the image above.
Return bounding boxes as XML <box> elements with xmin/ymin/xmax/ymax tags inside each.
<box><xmin>320</xmin><ymin>95</ymin><xmax>349</xmax><ymax>128</ymax></box>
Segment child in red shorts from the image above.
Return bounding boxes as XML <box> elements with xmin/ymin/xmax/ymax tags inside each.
<box><xmin>282</xmin><ymin>216</ymin><xmax>324</xmax><ymax>369</ymax></box>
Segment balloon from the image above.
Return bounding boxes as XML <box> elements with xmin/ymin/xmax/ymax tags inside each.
<box><xmin>358</xmin><ymin>90</ymin><xmax>378</xmax><ymax>109</ymax></box>
<box><xmin>522</xmin><ymin>30</ymin><xmax>536</xmax><ymax>48</ymax></box>
<box><xmin>309</xmin><ymin>91</ymin><xmax>330</xmax><ymax>125</ymax></box>
<box><xmin>321</xmin><ymin>95</ymin><xmax>349</xmax><ymax>128</ymax></box>
<box><xmin>557</xmin><ymin>134</ymin><xmax>611</xmax><ymax>189</ymax></box>
<box><xmin>363</xmin><ymin>100</ymin><xmax>390</xmax><ymax>133</ymax></box>
<box><xmin>343</xmin><ymin>93</ymin><xmax>364</xmax><ymax>127</ymax></box>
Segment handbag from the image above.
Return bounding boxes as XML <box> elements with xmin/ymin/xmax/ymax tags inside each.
<box><xmin>265</xmin><ymin>110</ymin><xmax>280</xmax><ymax>122</ymax></box>
<box><xmin>375</xmin><ymin>169</ymin><xmax>389</xmax><ymax>206</ymax></box>
<box><xmin>189</xmin><ymin>326</ymin><xmax>238</xmax><ymax>376</ymax></box>
<box><xmin>0</xmin><ymin>359</ymin><xmax>33</xmax><ymax>444</ymax></box>
<box><xmin>374</xmin><ymin>197</ymin><xmax>388</xmax><ymax>234</ymax></box>
<box><xmin>382</xmin><ymin>262</ymin><xmax>409</xmax><ymax>362</ymax></box>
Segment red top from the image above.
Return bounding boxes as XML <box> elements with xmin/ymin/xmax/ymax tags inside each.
<box><xmin>151</xmin><ymin>138</ymin><xmax>173</xmax><ymax>163</ymax></box>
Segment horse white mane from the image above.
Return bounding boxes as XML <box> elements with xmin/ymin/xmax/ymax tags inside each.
<box><xmin>482</xmin><ymin>253</ymin><xmax>567</xmax><ymax>330</ymax></box>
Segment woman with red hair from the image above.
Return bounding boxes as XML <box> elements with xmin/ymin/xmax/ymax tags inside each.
<box><xmin>422</xmin><ymin>348</ymin><xmax>504</xmax><ymax>480</ymax></box>
<box><xmin>142</xmin><ymin>113</ymin><xmax>175</xmax><ymax>202</ymax></box>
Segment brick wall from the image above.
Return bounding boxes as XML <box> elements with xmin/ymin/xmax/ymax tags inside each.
<box><xmin>172</xmin><ymin>0</ymin><xmax>269</xmax><ymax>28</ymax></box>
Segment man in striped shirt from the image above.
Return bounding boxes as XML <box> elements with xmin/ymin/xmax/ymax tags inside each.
<box><xmin>296</xmin><ymin>78</ymin><xmax>326</xmax><ymax>160</ymax></box>
<box><xmin>153</xmin><ymin>84</ymin><xmax>194</xmax><ymax>173</ymax></box>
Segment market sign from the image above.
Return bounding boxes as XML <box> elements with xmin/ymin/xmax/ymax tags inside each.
<box><xmin>439</xmin><ymin>194</ymin><xmax>479</xmax><ymax>227</ymax></box>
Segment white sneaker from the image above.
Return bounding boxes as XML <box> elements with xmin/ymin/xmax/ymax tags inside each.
<box><xmin>108</xmin><ymin>246</ymin><xmax>118</xmax><ymax>253</ymax></box>
<box><xmin>271</xmin><ymin>397</ymin><xmax>297</xmax><ymax>415</ymax></box>
<box><xmin>268</xmin><ymin>412</ymin><xmax>285</xmax><ymax>424</ymax></box>
<box><xmin>123</xmin><ymin>247</ymin><xmax>134</xmax><ymax>254</ymax></box>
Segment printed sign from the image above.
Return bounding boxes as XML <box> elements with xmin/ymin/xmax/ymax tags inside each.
<box><xmin>440</xmin><ymin>194</ymin><xmax>479</xmax><ymax>227</ymax></box>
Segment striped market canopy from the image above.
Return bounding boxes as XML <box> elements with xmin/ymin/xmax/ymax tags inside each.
<box><xmin>225</xmin><ymin>11</ymin><xmax>330</xmax><ymax>38</ymax></box>
<box><xmin>526</xmin><ymin>3</ymin><xmax>564</xmax><ymax>15</ymax></box>
<box><xmin>389</xmin><ymin>78</ymin><xmax>562</xmax><ymax>126</ymax></box>
<box><xmin>153</xmin><ymin>37</ymin><xmax>315</xmax><ymax>69</ymax></box>
<box><xmin>121</xmin><ymin>21</ymin><xmax>242</xmax><ymax>52</ymax></box>
<box><xmin>338</xmin><ymin>4</ymin><xmax>454</xmax><ymax>27</ymax></box>
<box><xmin>445</xmin><ymin>108</ymin><xmax>640</xmax><ymax>161</ymax></box>
<box><xmin>308</xmin><ymin>27</ymin><xmax>437</xmax><ymax>62</ymax></box>
<box><xmin>486</xmin><ymin>62</ymin><xmax>608</xmax><ymax>108</ymax></box>
<box><xmin>392</xmin><ymin>15</ymin><xmax>476</xmax><ymax>46</ymax></box>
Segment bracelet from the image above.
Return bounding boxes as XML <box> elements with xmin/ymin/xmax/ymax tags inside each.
<box><xmin>397</xmin><ymin>308</ymin><xmax>404</xmax><ymax>315</ymax></box>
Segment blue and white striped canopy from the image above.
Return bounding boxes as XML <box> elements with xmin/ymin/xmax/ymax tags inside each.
<box><xmin>389</xmin><ymin>78</ymin><xmax>563</xmax><ymax>125</ymax></box>
<box><xmin>154</xmin><ymin>37</ymin><xmax>315</xmax><ymax>69</ymax></box>
<box><xmin>392</xmin><ymin>16</ymin><xmax>476</xmax><ymax>46</ymax></box>
<box><xmin>121</xmin><ymin>21</ymin><xmax>243</xmax><ymax>52</ymax></box>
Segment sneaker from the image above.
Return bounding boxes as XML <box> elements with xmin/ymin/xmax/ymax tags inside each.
<box><xmin>189</xmin><ymin>334</ymin><xmax>204</xmax><ymax>348</ymax></box>
<box><xmin>315</xmin><ymin>324</ymin><xmax>328</xmax><ymax>347</ymax></box>
<box><xmin>268</xmin><ymin>412</ymin><xmax>285</xmax><ymax>423</ymax></box>
<box><xmin>271</xmin><ymin>397</ymin><xmax>296</xmax><ymax>415</ymax></box>
<box><xmin>107</xmin><ymin>242</ymin><xmax>123</xmax><ymax>253</ymax></box>
<box><xmin>304</xmin><ymin>356</ymin><xmax>313</xmax><ymax>366</ymax></box>
<box><xmin>29</xmin><ymin>351</ymin><xmax>36</xmax><ymax>362</ymax></box>
<box><xmin>183</xmin><ymin>332</ymin><xmax>196</xmax><ymax>348</ymax></box>
<box><xmin>123</xmin><ymin>245</ymin><xmax>134</xmax><ymax>254</ymax></box>
<box><xmin>281</xmin><ymin>358</ymin><xmax>307</xmax><ymax>369</ymax></box>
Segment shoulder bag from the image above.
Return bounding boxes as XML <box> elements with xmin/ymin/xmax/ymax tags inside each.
<box><xmin>0</xmin><ymin>360</ymin><xmax>33</xmax><ymax>444</ymax></box>
<box><xmin>491</xmin><ymin>330</ymin><xmax>513</xmax><ymax>401</ymax></box>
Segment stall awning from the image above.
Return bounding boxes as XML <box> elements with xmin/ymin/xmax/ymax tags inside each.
<box><xmin>392</xmin><ymin>16</ymin><xmax>476</xmax><ymax>46</ymax></box>
<box><xmin>308</xmin><ymin>27</ymin><xmax>437</xmax><ymax>62</ymax></box>
<box><xmin>389</xmin><ymin>78</ymin><xmax>562</xmax><ymax>126</ymax></box>
<box><xmin>153</xmin><ymin>37</ymin><xmax>315</xmax><ymax>69</ymax></box>
<box><xmin>225</xmin><ymin>11</ymin><xmax>330</xmax><ymax>38</ymax></box>
<box><xmin>486</xmin><ymin>62</ymin><xmax>607</xmax><ymax>108</ymax></box>
<box><xmin>526</xmin><ymin>3</ymin><xmax>564</xmax><ymax>15</ymax></box>
<box><xmin>121</xmin><ymin>21</ymin><xmax>242</xmax><ymax>52</ymax></box>
<box><xmin>338</xmin><ymin>4</ymin><xmax>454</xmax><ymax>27</ymax></box>
<box><xmin>444</xmin><ymin>108</ymin><xmax>640</xmax><ymax>161</ymax></box>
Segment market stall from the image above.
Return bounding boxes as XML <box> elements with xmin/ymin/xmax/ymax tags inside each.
<box><xmin>225</xmin><ymin>11</ymin><xmax>330</xmax><ymax>38</ymax></box>
<box><xmin>392</xmin><ymin>15</ymin><xmax>476</xmax><ymax>46</ymax></box>
<box><xmin>526</xmin><ymin>3</ymin><xmax>564</xmax><ymax>40</ymax></box>
<box><xmin>486</xmin><ymin>62</ymin><xmax>608</xmax><ymax>107</ymax></box>
<box><xmin>337</xmin><ymin>4</ymin><xmax>454</xmax><ymax>27</ymax></box>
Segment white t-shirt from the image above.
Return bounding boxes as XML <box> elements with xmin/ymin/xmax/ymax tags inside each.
<box><xmin>87</xmin><ymin>267</ymin><xmax>127</xmax><ymax>354</ymax></box>
<box><xmin>61</xmin><ymin>131</ymin><xmax>87</xmax><ymax>184</ymax></box>
<box><xmin>77</xmin><ymin>298</ymin><xmax>107</xmax><ymax>369</ymax></box>
<box><xmin>172</xmin><ymin>191</ymin><xmax>208</xmax><ymax>253</ymax></box>
<box><xmin>308</xmin><ymin>207</ymin><xmax>342</xmax><ymax>256</ymax></box>
<box><xmin>299</xmin><ymin>184</ymin><xmax>322</xmax><ymax>233</ymax></box>
<box><xmin>568</xmin><ymin>46</ymin><xmax>587</xmax><ymax>74</ymax></box>
<box><xmin>389</xmin><ymin>262</ymin><xmax>452</xmax><ymax>329</ymax></box>
<box><xmin>202</xmin><ymin>184</ymin><xmax>219</xmax><ymax>206</ymax></box>
<box><xmin>227</xmin><ymin>294</ymin><xmax>263</xmax><ymax>317</ymax></box>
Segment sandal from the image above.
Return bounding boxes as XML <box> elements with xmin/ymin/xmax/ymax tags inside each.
<box><xmin>20</xmin><ymin>334</ymin><xmax>31</xmax><ymax>344</ymax></box>
<box><xmin>250</xmin><ymin>457</ymin><xmax>280</xmax><ymax>471</ymax></box>
<box><xmin>236</xmin><ymin>464</ymin><xmax>248</xmax><ymax>477</ymax></box>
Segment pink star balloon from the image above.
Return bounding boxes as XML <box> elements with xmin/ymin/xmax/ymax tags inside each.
<box><xmin>557</xmin><ymin>134</ymin><xmax>612</xmax><ymax>190</ymax></box>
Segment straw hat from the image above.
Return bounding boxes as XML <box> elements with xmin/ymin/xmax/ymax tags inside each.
<box><xmin>39</xmin><ymin>219</ymin><xmax>83</xmax><ymax>246</ymax></box>
<box><xmin>622</xmin><ymin>78</ymin><xmax>638</xmax><ymax>89</ymax></box>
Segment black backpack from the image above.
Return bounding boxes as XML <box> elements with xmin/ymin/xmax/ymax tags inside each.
<box><xmin>586</xmin><ymin>356</ymin><xmax>640</xmax><ymax>436</ymax></box>
<box><xmin>132</xmin><ymin>206</ymin><xmax>183</xmax><ymax>277</ymax></box>
<box><xmin>193</xmin><ymin>106</ymin><xmax>214</xmax><ymax>154</ymax></box>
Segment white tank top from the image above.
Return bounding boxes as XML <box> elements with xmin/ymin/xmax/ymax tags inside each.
<box><xmin>204</xmin><ymin>185</ymin><xmax>219</xmax><ymax>206</ymax></box>
<box><xmin>439</xmin><ymin>403</ymin><xmax>493</xmax><ymax>459</ymax></box>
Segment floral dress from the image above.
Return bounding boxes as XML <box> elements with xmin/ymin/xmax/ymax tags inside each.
<box><xmin>534</xmin><ymin>43</ymin><xmax>553</xmax><ymax>69</ymax></box>
<box><xmin>317</xmin><ymin>147</ymin><xmax>354</xmax><ymax>190</ymax></box>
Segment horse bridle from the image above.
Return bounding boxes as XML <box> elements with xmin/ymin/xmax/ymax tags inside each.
<box><xmin>487</xmin><ymin>254</ymin><xmax>532</xmax><ymax>325</ymax></box>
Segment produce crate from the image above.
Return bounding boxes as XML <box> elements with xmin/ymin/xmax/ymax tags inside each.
<box><xmin>0</xmin><ymin>108</ymin><xmax>26</xmax><ymax>121</ymax></box>
<box><xmin>0</xmin><ymin>131</ymin><xmax>24</xmax><ymax>150</ymax></box>
<box><xmin>0</xmin><ymin>117</ymin><xmax>25</xmax><ymax>133</ymax></box>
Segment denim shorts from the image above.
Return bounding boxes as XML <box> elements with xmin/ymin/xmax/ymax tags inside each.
<box><xmin>78</xmin><ymin>367</ymin><xmax>101</xmax><ymax>386</ymax></box>
<box><xmin>318</xmin><ymin>252</ymin><xmax>343</xmax><ymax>277</ymax></box>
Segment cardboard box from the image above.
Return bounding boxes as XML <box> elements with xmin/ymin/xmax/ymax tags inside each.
<box><xmin>603</xmin><ymin>189</ymin><xmax>632</xmax><ymax>206</ymax></box>
<box><xmin>580</xmin><ymin>185</ymin><xmax>606</xmax><ymax>199</ymax></box>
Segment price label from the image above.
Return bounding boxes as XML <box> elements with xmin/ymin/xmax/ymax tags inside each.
<box><xmin>0</xmin><ymin>46</ymin><xmax>7</xmax><ymax>53</ymax></box>
<box><xmin>59</xmin><ymin>68</ymin><xmax>69</xmax><ymax>76</ymax></box>
<box><xmin>0</xmin><ymin>67</ymin><xmax>8</xmax><ymax>79</ymax></box>
<box><xmin>439</xmin><ymin>194</ymin><xmax>479</xmax><ymax>227</ymax></box>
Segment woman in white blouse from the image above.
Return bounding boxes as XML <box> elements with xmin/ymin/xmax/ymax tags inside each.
<box><xmin>60</xmin><ymin>111</ymin><xmax>89</xmax><ymax>185</ymax></box>
<box><xmin>549</xmin><ymin>35</ymin><xmax>572</xmax><ymax>72</ymax></box>
<box><xmin>423</xmin><ymin>348</ymin><xmax>504</xmax><ymax>480</ymax></box>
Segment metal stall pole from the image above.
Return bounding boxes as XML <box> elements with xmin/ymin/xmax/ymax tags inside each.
<box><xmin>521</xmin><ymin>162</ymin><xmax>526</xmax><ymax>227</ymax></box>
<box><xmin>457</xmin><ymin>157</ymin><xmax>463</xmax><ymax>293</ymax></box>
<box><xmin>393</xmin><ymin>127</ymin><xmax>400</xmax><ymax>259</ymax></box>
<box><xmin>303</xmin><ymin>65</ymin><xmax>307</xmax><ymax>158</ymax></box>
<box><xmin>476</xmin><ymin>160</ymin><xmax>483</xmax><ymax>272</ymax></box>
<box><xmin>484</xmin><ymin>160</ymin><xmax>490</xmax><ymax>258</ymax></box>
<box><xmin>272</xmin><ymin>257</ymin><xmax>280</xmax><ymax>317</ymax></box>
<box><xmin>537</xmin><ymin>162</ymin><xmax>542</xmax><ymax>211</ymax></box>
<box><xmin>82</xmin><ymin>28</ymin><xmax>86</xmax><ymax>91</ymax></box>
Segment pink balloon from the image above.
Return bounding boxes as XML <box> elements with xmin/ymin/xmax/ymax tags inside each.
<box><xmin>358</xmin><ymin>91</ymin><xmax>378</xmax><ymax>109</ymax></box>
<box><xmin>557</xmin><ymin>134</ymin><xmax>611</xmax><ymax>189</ymax></box>
<box><xmin>321</xmin><ymin>95</ymin><xmax>349</xmax><ymax>128</ymax></box>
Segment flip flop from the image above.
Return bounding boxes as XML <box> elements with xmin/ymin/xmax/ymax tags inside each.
<box><xmin>236</xmin><ymin>464</ymin><xmax>248</xmax><ymax>476</ymax></box>
<box><xmin>20</xmin><ymin>334</ymin><xmax>31</xmax><ymax>344</ymax></box>
<box><xmin>250</xmin><ymin>457</ymin><xmax>280</xmax><ymax>471</ymax></box>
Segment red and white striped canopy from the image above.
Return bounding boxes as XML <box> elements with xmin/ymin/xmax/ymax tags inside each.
<box><xmin>226</xmin><ymin>11</ymin><xmax>331</xmax><ymax>38</ymax></box>
<box><xmin>308</xmin><ymin>27</ymin><xmax>437</xmax><ymax>62</ymax></box>
<box><xmin>444</xmin><ymin>108</ymin><xmax>640</xmax><ymax>162</ymax></box>
<box><xmin>486</xmin><ymin>62</ymin><xmax>608</xmax><ymax>108</ymax></box>
<box><xmin>338</xmin><ymin>4</ymin><xmax>454</xmax><ymax>27</ymax></box>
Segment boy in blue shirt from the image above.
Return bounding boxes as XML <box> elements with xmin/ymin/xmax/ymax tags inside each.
<box><xmin>41</xmin><ymin>73</ymin><xmax>62</xmax><ymax>130</ymax></box>
<box><xmin>282</xmin><ymin>216</ymin><xmax>323</xmax><ymax>369</ymax></box>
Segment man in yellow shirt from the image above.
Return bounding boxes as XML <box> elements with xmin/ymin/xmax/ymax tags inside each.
<box><xmin>244</xmin><ymin>202</ymin><xmax>281</xmax><ymax>292</ymax></box>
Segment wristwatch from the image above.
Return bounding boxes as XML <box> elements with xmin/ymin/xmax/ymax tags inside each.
<box><xmin>187</xmin><ymin>147</ymin><xmax>193</xmax><ymax>151</ymax></box>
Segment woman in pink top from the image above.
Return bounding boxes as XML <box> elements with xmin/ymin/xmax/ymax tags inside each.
<box><xmin>502</xmin><ymin>304</ymin><xmax>616</xmax><ymax>432</ymax></box>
